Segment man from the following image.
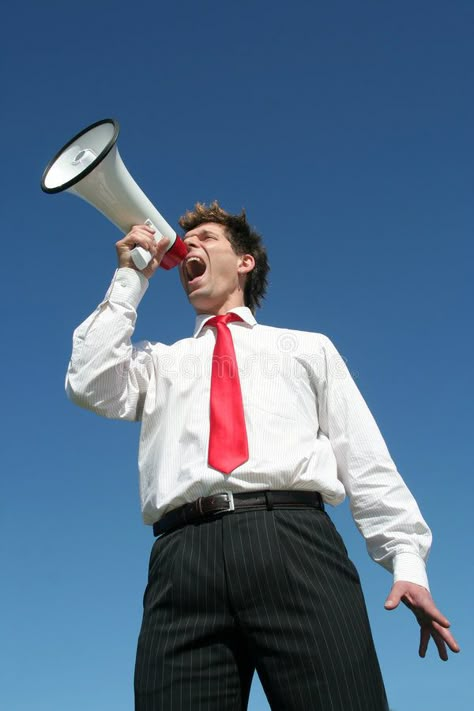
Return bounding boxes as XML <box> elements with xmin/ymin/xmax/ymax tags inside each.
<box><xmin>66</xmin><ymin>202</ymin><xmax>459</xmax><ymax>711</ymax></box>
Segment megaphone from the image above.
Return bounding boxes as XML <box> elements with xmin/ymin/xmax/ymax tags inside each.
<box><xmin>41</xmin><ymin>118</ymin><xmax>187</xmax><ymax>270</ymax></box>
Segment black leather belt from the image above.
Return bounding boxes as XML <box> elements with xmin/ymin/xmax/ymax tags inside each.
<box><xmin>153</xmin><ymin>490</ymin><xmax>324</xmax><ymax>536</ymax></box>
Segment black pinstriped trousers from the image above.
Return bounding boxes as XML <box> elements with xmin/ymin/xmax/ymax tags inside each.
<box><xmin>134</xmin><ymin>507</ymin><xmax>389</xmax><ymax>710</ymax></box>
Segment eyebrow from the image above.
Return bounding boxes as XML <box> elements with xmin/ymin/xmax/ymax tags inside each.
<box><xmin>185</xmin><ymin>227</ymin><xmax>219</xmax><ymax>238</ymax></box>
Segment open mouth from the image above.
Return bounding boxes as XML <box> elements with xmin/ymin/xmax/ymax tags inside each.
<box><xmin>184</xmin><ymin>256</ymin><xmax>207</xmax><ymax>284</ymax></box>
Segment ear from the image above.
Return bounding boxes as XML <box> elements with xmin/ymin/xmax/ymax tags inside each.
<box><xmin>237</xmin><ymin>253</ymin><xmax>255</xmax><ymax>275</ymax></box>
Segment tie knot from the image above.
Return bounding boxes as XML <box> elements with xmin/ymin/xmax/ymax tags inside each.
<box><xmin>206</xmin><ymin>313</ymin><xmax>243</xmax><ymax>329</ymax></box>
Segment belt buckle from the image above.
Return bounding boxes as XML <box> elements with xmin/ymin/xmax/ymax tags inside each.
<box><xmin>224</xmin><ymin>491</ymin><xmax>235</xmax><ymax>512</ymax></box>
<box><xmin>198</xmin><ymin>492</ymin><xmax>235</xmax><ymax>517</ymax></box>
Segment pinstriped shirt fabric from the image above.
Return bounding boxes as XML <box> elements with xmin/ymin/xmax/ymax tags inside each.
<box><xmin>66</xmin><ymin>267</ymin><xmax>431</xmax><ymax>589</ymax></box>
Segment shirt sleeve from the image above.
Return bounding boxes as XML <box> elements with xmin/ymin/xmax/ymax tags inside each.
<box><xmin>316</xmin><ymin>335</ymin><xmax>432</xmax><ymax>589</ymax></box>
<box><xmin>65</xmin><ymin>268</ymin><xmax>152</xmax><ymax>421</ymax></box>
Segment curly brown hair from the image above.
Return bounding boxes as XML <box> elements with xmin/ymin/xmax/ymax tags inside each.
<box><xmin>178</xmin><ymin>201</ymin><xmax>269</xmax><ymax>313</ymax></box>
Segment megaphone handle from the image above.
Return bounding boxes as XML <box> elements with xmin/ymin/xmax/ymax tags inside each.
<box><xmin>129</xmin><ymin>219</ymin><xmax>162</xmax><ymax>271</ymax></box>
<box><xmin>130</xmin><ymin>244</ymin><xmax>153</xmax><ymax>271</ymax></box>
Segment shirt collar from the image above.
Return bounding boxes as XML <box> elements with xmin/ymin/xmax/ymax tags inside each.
<box><xmin>193</xmin><ymin>306</ymin><xmax>257</xmax><ymax>337</ymax></box>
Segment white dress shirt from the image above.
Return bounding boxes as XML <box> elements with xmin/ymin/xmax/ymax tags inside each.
<box><xmin>66</xmin><ymin>267</ymin><xmax>432</xmax><ymax>588</ymax></box>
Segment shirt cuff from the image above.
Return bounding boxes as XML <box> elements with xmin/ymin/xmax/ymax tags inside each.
<box><xmin>104</xmin><ymin>267</ymin><xmax>149</xmax><ymax>308</ymax></box>
<box><xmin>392</xmin><ymin>552</ymin><xmax>430</xmax><ymax>591</ymax></box>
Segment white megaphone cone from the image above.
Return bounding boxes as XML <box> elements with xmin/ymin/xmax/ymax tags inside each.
<box><xmin>41</xmin><ymin>118</ymin><xmax>187</xmax><ymax>270</ymax></box>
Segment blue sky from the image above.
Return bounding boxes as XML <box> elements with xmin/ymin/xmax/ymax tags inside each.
<box><xmin>2</xmin><ymin>1</ymin><xmax>472</xmax><ymax>709</ymax></box>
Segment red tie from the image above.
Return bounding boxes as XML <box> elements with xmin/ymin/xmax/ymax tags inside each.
<box><xmin>206</xmin><ymin>313</ymin><xmax>249</xmax><ymax>474</ymax></box>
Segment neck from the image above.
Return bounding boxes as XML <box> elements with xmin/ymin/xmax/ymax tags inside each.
<box><xmin>194</xmin><ymin>296</ymin><xmax>246</xmax><ymax>316</ymax></box>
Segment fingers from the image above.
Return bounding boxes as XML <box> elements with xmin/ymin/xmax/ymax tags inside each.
<box><xmin>386</xmin><ymin>581</ymin><xmax>460</xmax><ymax>660</ymax></box>
<box><xmin>384</xmin><ymin>592</ymin><xmax>401</xmax><ymax>609</ymax></box>
<box><xmin>418</xmin><ymin>626</ymin><xmax>430</xmax><ymax>658</ymax></box>
<box><xmin>115</xmin><ymin>225</ymin><xmax>156</xmax><ymax>266</ymax></box>
<box><xmin>431</xmin><ymin>620</ymin><xmax>461</xmax><ymax>655</ymax></box>
<box><xmin>384</xmin><ymin>580</ymin><xmax>408</xmax><ymax>609</ymax></box>
<box><xmin>419</xmin><ymin>623</ymin><xmax>449</xmax><ymax>661</ymax></box>
<box><xmin>384</xmin><ymin>580</ymin><xmax>410</xmax><ymax>609</ymax></box>
<box><xmin>116</xmin><ymin>224</ymin><xmax>169</xmax><ymax>274</ymax></box>
<box><xmin>418</xmin><ymin>617</ymin><xmax>461</xmax><ymax>660</ymax></box>
<box><xmin>432</xmin><ymin>630</ymin><xmax>449</xmax><ymax>661</ymax></box>
<box><xmin>420</xmin><ymin>603</ymin><xmax>450</xmax><ymax>629</ymax></box>
<box><xmin>141</xmin><ymin>234</ymin><xmax>171</xmax><ymax>278</ymax></box>
<box><xmin>119</xmin><ymin>224</ymin><xmax>157</xmax><ymax>248</ymax></box>
<box><xmin>401</xmin><ymin>590</ymin><xmax>451</xmax><ymax>629</ymax></box>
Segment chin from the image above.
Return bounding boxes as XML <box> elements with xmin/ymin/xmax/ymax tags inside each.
<box><xmin>188</xmin><ymin>290</ymin><xmax>211</xmax><ymax>311</ymax></box>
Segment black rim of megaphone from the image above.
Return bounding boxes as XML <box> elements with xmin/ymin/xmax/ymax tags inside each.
<box><xmin>41</xmin><ymin>118</ymin><xmax>120</xmax><ymax>194</ymax></box>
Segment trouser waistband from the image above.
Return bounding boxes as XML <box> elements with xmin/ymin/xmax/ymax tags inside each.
<box><xmin>153</xmin><ymin>490</ymin><xmax>324</xmax><ymax>536</ymax></box>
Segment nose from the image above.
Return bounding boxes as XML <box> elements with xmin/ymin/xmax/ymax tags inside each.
<box><xmin>183</xmin><ymin>234</ymin><xmax>199</xmax><ymax>252</ymax></box>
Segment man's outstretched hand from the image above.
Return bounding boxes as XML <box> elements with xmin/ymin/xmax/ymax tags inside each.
<box><xmin>384</xmin><ymin>581</ymin><xmax>460</xmax><ymax>660</ymax></box>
